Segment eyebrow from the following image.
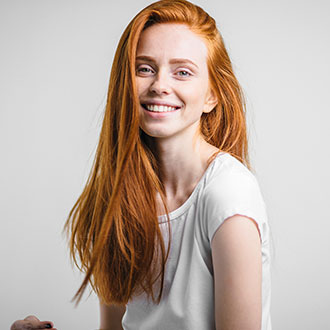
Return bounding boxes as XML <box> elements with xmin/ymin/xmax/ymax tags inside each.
<box><xmin>135</xmin><ymin>55</ymin><xmax>199</xmax><ymax>69</ymax></box>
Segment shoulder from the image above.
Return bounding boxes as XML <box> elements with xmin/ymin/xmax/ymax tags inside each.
<box><xmin>200</xmin><ymin>152</ymin><xmax>268</xmax><ymax>243</ymax></box>
<box><xmin>204</xmin><ymin>153</ymin><xmax>262</xmax><ymax>205</ymax></box>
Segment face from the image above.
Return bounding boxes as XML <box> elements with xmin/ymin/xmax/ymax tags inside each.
<box><xmin>135</xmin><ymin>23</ymin><xmax>217</xmax><ymax>140</ymax></box>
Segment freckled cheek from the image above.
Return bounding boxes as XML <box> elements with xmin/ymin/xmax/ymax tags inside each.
<box><xmin>179</xmin><ymin>90</ymin><xmax>204</xmax><ymax>109</ymax></box>
<box><xmin>136</xmin><ymin>80</ymin><xmax>150</xmax><ymax>97</ymax></box>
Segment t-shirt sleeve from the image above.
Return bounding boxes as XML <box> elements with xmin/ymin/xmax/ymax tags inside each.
<box><xmin>202</xmin><ymin>167</ymin><xmax>269</xmax><ymax>245</ymax></box>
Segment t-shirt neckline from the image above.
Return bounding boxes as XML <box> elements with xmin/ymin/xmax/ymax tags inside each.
<box><xmin>158</xmin><ymin>151</ymin><xmax>225</xmax><ymax>222</ymax></box>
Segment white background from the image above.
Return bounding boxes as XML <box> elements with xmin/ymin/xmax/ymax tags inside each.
<box><xmin>1</xmin><ymin>0</ymin><xmax>329</xmax><ymax>329</ymax></box>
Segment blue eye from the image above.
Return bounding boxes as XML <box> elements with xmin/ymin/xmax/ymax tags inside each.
<box><xmin>177</xmin><ymin>70</ymin><xmax>191</xmax><ymax>77</ymax></box>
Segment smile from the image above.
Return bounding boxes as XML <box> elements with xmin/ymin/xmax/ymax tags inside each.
<box><xmin>142</xmin><ymin>104</ymin><xmax>181</xmax><ymax>113</ymax></box>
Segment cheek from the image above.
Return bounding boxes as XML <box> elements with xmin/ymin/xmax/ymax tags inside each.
<box><xmin>180</xmin><ymin>79</ymin><xmax>209</xmax><ymax>102</ymax></box>
<box><xmin>181</xmin><ymin>87</ymin><xmax>207</xmax><ymax>110</ymax></box>
<box><xmin>136</xmin><ymin>77</ymin><xmax>149</xmax><ymax>95</ymax></box>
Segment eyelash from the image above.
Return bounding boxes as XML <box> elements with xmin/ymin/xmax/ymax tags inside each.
<box><xmin>136</xmin><ymin>66</ymin><xmax>193</xmax><ymax>77</ymax></box>
<box><xmin>176</xmin><ymin>70</ymin><xmax>191</xmax><ymax>77</ymax></box>
<box><xmin>137</xmin><ymin>67</ymin><xmax>154</xmax><ymax>73</ymax></box>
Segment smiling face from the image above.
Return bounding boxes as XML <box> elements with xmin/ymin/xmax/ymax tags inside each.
<box><xmin>135</xmin><ymin>23</ymin><xmax>217</xmax><ymax>141</ymax></box>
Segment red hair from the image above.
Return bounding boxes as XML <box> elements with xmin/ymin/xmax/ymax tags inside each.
<box><xmin>64</xmin><ymin>0</ymin><xmax>249</xmax><ymax>306</ymax></box>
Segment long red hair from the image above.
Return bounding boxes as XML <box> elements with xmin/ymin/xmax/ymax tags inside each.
<box><xmin>64</xmin><ymin>0</ymin><xmax>249</xmax><ymax>306</ymax></box>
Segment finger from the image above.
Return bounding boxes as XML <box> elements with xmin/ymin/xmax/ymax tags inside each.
<box><xmin>22</xmin><ymin>316</ymin><xmax>54</xmax><ymax>329</ymax></box>
<box><xmin>10</xmin><ymin>320</ymin><xmax>26</xmax><ymax>330</ymax></box>
<box><xmin>11</xmin><ymin>319</ymin><xmax>42</xmax><ymax>330</ymax></box>
<box><xmin>40</xmin><ymin>321</ymin><xmax>54</xmax><ymax>329</ymax></box>
<box><xmin>24</xmin><ymin>315</ymin><xmax>40</xmax><ymax>322</ymax></box>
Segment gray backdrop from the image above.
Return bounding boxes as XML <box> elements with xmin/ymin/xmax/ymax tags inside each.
<box><xmin>1</xmin><ymin>0</ymin><xmax>329</xmax><ymax>329</ymax></box>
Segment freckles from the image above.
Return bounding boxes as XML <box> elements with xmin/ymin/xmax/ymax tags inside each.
<box><xmin>136</xmin><ymin>82</ymin><xmax>145</xmax><ymax>95</ymax></box>
<box><xmin>136</xmin><ymin>77</ymin><xmax>149</xmax><ymax>93</ymax></box>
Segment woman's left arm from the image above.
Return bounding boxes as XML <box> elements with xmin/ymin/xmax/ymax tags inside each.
<box><xmin>211</xmin><ymin>214</ymin><xmax>262</xmax><ymax>330</ymax></box>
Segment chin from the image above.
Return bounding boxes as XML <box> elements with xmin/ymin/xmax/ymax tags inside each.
<box><xmin>139</xmin><ymin>127</ymin><xmax>173</xmax><ymax>139</ymax></box>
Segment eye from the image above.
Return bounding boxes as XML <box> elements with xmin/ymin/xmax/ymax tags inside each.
<box><xmin>136</xmin><ymin>65</ymin><xmax>154</xmax><ymax>75</ymax></box>
<box><xmin>176</xmin><ymin>70</ymin><xmax>192</xmax><ymax>77</ymax></box>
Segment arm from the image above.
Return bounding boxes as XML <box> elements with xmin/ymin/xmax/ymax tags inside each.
<box><xmin>211</xmin><ymin>215</ymin><xmax>262</xmax><ymax>330</ymax></box>
<box><xmin>99</xmin><ymin>300</ymin><xmax>126</xmax><ymax>330</ymax></box>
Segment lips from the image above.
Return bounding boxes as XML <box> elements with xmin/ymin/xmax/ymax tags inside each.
<box><xmin>142</xmin><ymin>104</ymin><xmax>180</xmax><ymax>112</ymax></box>
<box><xmin>141</xmin><ymin>101</ymin><xmax>182</xmax><ymax>113</ymax></box>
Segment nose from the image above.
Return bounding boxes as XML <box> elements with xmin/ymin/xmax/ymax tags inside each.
<box><xmin>149</xmin><ymin>69</ymin><xmax>171</xmax><ymax>95</ymax></box>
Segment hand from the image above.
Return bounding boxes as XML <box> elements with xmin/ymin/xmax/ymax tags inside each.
<box><xmin>10</xmin><ymin>315</ymin><xmax>56</xmax><ymax>330</ymax></box>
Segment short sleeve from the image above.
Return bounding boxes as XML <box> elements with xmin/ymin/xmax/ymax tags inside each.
<box><xmin>202</xmin><ymin>167</ymin><xmax>269</xmax><ymax>245</ymax></box>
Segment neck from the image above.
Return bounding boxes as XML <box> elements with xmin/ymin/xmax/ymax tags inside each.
<box><xmin>153</xmin><ymin>132</ymin><xmax>219</xmax><ymax>202</ymax></box>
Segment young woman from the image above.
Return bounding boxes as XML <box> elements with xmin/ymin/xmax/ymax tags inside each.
<box><xmin>11</xmin><ymin>0</ymin><xmax>272</xmax><ymax>329</ymax></box>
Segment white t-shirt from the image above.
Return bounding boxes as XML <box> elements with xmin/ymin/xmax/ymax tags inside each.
<box><xmin>122</xmin><ymin>152</ymin><xmax>272</xmax><ymax>330</ymax></box>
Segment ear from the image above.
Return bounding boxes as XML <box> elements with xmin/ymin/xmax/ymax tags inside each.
<box><xmin>203</xmin><ymin>88</ymin><xmax>218</xmax><ymax>113</ymax></box>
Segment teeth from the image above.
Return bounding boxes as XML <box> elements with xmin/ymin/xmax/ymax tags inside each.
<box><xmin>146</xmin><ymin>104</ymin><xmax>178</xmax><ymax>112</ymax></box>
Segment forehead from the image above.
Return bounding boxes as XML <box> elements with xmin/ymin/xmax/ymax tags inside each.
<box><xmin>136</xmin><ymin>23</ymin><xmax>208</xmax><ymax>65</ymax></box>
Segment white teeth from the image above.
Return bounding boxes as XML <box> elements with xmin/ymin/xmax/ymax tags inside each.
<box><xmin>146</xmin><ymin>104</ymin><xmax>178</xmax><ymax>112</ymax></box>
